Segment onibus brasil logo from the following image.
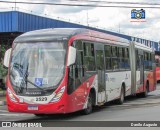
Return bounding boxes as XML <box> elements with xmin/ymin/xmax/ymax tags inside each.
<box><xmin>131</xmin><ymin>9</ymin><xmax>146</xmax><ymax>22</ymax></box>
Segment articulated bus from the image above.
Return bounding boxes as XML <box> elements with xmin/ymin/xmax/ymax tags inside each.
<box><xmin>3</xmin><ymin>28</ymin><xmax>156</xmax><ymax>115</ymax></box>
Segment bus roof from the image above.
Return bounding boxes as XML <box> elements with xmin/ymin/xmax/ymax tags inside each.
<box><xmin>135</xmin><ymin>42</ymin><xmax>153</xmax><ymax>52</ymax></box>
<box><xmin>14</xmin><ymin>28</ymin><xmax>129</xmax><ymax>43</ymax></box>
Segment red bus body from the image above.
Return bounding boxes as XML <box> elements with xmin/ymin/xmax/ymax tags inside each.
<box><xmin>5</xmin><ymin>28</ymin><xmax>156</xmax><ymax>114</ymax></box>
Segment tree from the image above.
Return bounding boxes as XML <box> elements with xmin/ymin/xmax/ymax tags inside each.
<box><xmin>0</xmin><ymin>44</ymin><xmax>7</xmax><ymax>84</ymax></box>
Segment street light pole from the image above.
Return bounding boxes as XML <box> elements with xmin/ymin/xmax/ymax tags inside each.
<box><xmin>15</xmin><ymin>0</ymin><xmax>16</xmax><ymax>10</ymax></box>
<box><xmin>87</xmin><ymin>10</ymin><xmax>89</xmax><ymax>26</ymax></box>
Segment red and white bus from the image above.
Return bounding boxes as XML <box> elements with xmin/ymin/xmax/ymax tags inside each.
<box><xmin>3</xmin><ymin>28</ymin><xmax>156</xmax><ymax>115</ymax></box>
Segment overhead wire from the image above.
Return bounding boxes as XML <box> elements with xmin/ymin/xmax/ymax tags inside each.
<box><xmin>65</xmin><ymin>0</ymin><xmax>160</xmax><ymax>6</ymax></box>
<box><xmin>0</xmin><ymin>0</ymin><xmax>160</xmax><ymax>8</ymax></box>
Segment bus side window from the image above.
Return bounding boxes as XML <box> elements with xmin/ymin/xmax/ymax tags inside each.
<box><xmin>144</xmin><ymin>52</ymin><xmax>150</xmax><ymax>70</ymax></box>
<box><xmin>67</xmin><ymin>65</ymin><xmax>75</xmax><ymax>94</ymax></box>
<box><xmin>136</xmin><ymin>50</ymin><xmax>140</xmax><ymax>70</ymax></box>
<box><xmin>121</xmin><ymin>48</ymin><xmax>125</xmax><ymax>69</ymax></box>
<box><xmin>152</xmin><ymin>53</ymin><xmax>156</xmax><ymax>68</ymax></box>
<box><xmin>118</xmin><ymin>47</ymin><xmax>124</xmax><ymax>70</ymax></box>
<box><xmin>125</xmin><ymin>48</ymin><xmax>130</xmax><ymax>69</ymax></box>
<box><xmin>149</xmin><ymin>53</ymin><xmax>152</xmax><ymax>70</ymax></box>
<box><xmin>111</xmin><ymin>46</ymin><xmax>119</xmax><ymax>70</ymax></box>
<box><xmin>75</xmin><ymin>51</ymin><xmax>84</xmax><ymax>87</ymax></box>
<box><xmin>104</xmin><ymin>45</ymin><xmax>111</xmax><ymax>70</ymax></box>
<box><xmin>68</xmin><ymin>40</ymin><xmax>84</xmax><ymax>94</ymax></box>
<box><xmin>75</xmin><ymin>41</ymin><xmax>85</xmax><ymax>88</ymax></box>
<box><xmin>83</xmin><ymin>42</ymin><xmax>95</xmax><ymax>72</ymax></box>
<box><xmin>75</xmin><ymin>41</ymin><xmax>84</xmax><ymax>77</ymax></box>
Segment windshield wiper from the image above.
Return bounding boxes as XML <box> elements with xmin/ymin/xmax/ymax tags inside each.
<box><xmin>20</xmin><ymin>63</ymin><xmax>47</xmax><ymax>92</ymax></box>
<box><xmin>25</xmin><ymin>79</ymin><xmax>47</xmax><ymax>92</ymax></box>
<box><xmin>18</xmin><ymin>63</ymin><xmax>29</xmax><ymax>93</ymax></box>
<box><xmin>12</xmin><ymin>63</ymin><xmax>49</xmax><ymax>93</ymax></box>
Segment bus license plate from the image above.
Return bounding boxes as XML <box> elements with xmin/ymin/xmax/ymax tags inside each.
<box><xmin>28</xmin><ymin>106</ymin><xmax>38</xmax><ymax>110</ymax></box>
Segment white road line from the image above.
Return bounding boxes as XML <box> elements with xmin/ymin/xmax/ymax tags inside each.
<box><xmin>0</xmin><ymin>110</ymin><xmax>8</xmax><ymax>112</ymax></box>
<box><xmin>0</xmin><ymin>113</ymin><xmax>29</xmax><ymax>116</ymax></box>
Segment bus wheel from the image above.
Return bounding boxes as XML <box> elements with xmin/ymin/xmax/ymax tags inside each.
<box><xmin>34</xmin><ymin>114</ymin><xmax>46</xmax><ymax>117</ymax></box>
<box><xmin>117</xmin><ymin>86</ymin><xmax>125</xmax><ymax>105</ymax></box>
<box><xmin>82</xmin><ymin>93</ymin><xmax>93</xmax><ymax>115</ymax></box>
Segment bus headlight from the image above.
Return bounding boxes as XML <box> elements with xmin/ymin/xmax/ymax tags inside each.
<box><xmin>50</xmin><ymin>86</ymin><xmax>66</xmax><ymax>103</ymax></box>
<box><xmin>7</xmin><ymin>88</ymin><xmax>17</xmax><ymax>103</ymax></box>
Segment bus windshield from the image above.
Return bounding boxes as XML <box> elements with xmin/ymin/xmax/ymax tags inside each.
<box><xmin>10</xmin><ymin>42</ymin><xmax>66</xmax><ymax>94</ymax></box>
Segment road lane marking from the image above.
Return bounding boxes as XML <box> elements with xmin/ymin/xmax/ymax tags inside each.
<box><xmin>0</xmin><ymin>110</ymin><xmax>8</xmax><ymax>112</ymax></box>
<box><xmin>0</xmin><ymin>113</ymin><xmax>30</xmax><ymax>116</ymax></box>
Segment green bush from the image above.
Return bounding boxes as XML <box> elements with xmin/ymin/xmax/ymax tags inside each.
<box><xmin>0</xmin><ymin>44</ymin><xmax>8</xmax><ymax>80</ymax></box>
<box><xmin>1</xmin><ymin>44</ymin><xmax>6</xmax><ymax>59</ymax></box>
<box><xmin>0</xmin><ymin>64</ymin><xmax>7</xmax><ymax>79</ymax></box>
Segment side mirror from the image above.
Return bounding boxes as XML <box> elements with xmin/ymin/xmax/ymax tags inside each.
<box><xmin>67</xmin><ymin>46</ymin><xmax>76</xmax><ymax>66</ymax></box>
<box><xmin>3</xmin><ymin>48</ymin><xmax>12</xmax><ymax>68</ymax></box>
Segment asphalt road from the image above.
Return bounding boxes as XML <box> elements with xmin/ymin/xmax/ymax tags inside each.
<box><xmin>0</xmin><ymin>84</ymin><xmax>160</xmax><ymax>129</ymax></box>
<box><xmin>0</xmin><ymin>93</ymin><xmax>160</xmax><ymax>121</ymax></box>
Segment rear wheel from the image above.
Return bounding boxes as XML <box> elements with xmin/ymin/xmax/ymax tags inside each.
<box><xmin>117</xmin><ymin>86</ymin><xmax>125</xmax><ymax>104</ymax></box>
<box><xmin>137</xmin><ymin>82</ymin><xmax>149</xmax><ymax>98</ymax></box>
<box><xmin>82</xmin><ymin>93</ymin><xmax>93</xmax><ymax>115</ymax></box>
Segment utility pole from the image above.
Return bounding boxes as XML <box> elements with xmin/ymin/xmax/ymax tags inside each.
<box><xmin>15</xmin><ymin>0</ymin><xmax>16</xmax><ymax>10</ymax></box>
<box><xmin>87</xmin><ymin>10</ymin><xmax>89</xmax><ymax>26</ymax></box>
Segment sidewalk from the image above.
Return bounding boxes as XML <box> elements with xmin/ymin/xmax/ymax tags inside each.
<box><xmin>156</xmin><ymin>84</ymin><xmax>160</xmax><ymax>90</ymax></box>
<box><xmin>0</xmin><ymin>91</ymin><xmax>6</xmax><ymax>106</ymax></box>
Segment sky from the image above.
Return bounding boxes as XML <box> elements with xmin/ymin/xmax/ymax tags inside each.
<box><xmin>0</xmin><ymin>0</ymin><xmax>160</xmax><ymax>42</ymax></box>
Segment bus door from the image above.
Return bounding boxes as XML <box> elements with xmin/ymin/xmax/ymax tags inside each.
<box><xmin>95</xmin><ymin>49</ymin><xmax>106</xmax><ymax>104</ymax></box>
<box><xmin>138</xmin><ymin>51</ymin><xmax>144</xmax><ymax>88</ymax></box>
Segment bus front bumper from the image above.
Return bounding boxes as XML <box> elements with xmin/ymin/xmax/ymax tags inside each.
<box><xmin>7</xmin><ymin>99</ymin><xmax>66</xmax><ymax>114</ymax></box>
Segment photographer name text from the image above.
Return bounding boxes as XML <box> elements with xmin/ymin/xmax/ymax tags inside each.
<box><xmin>131</xmin><ymin>122</ymin><xmax>158</xmax><ymax>127</ymax></box>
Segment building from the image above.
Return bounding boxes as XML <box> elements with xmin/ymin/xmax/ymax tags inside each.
<box><xmin>0</xmin><ymin>10</ymin><xmax>159</xmax><ymax>60</ymax></box>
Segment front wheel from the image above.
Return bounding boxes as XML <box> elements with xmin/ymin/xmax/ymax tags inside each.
<box><xmin>82</xmin><ymin>93</ymin><xmax>93</xmax><ymax>115</ymax></box>
<box><xmin>34</xmin><ymin>114</ymin><xmax>46</xmax><ymax>117</ymax></box>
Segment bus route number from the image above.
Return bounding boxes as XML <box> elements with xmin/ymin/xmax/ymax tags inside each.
<box><xmin>36</xmin><ymin>97</ymin><xmax>47</xmax><ymax>102</ymax></box>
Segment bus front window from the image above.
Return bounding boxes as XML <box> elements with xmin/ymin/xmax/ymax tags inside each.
<box><xmin>10</xmin><ymin>42</ymin><xmax>67</xmax><ymax>95</ymax></box>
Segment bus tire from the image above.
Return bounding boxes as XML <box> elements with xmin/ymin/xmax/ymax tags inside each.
<box><xmin>82</xmin><ymin>93</ymin><xmax>93</xmax><ymax>115</ymax></box>
<box><xmin>34</xmin><ymin>114</ymin><xmax>45</xmax><ymax>117</ymax></box>
<box><xmin>117</xmin><ymin>86</ymin><xmax>125</xmax><ymax>105</ymax></box>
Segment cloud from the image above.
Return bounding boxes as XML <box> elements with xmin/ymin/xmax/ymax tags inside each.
<box><xmin>50</xmin><ymin>6</ymin><xmax>93</xmax><ymax>14</ymax></box>
<box><xmin>43</xmin><ymin>5</ymin><xmax>93</xmax><ymax>15</ymax></box>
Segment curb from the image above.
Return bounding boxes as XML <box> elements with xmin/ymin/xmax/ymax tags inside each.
<box><xmin>0</xmin><ymin>101</ymin><xmax>6</xmax><ymax>106</ymax></box>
